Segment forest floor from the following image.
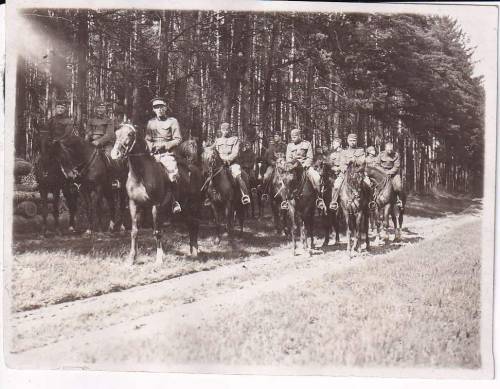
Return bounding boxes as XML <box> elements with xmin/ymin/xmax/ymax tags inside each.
<box><xmin>6</xmin><ymin>194</ymin><xmax>483</xmax><ymax>373</ymax></box>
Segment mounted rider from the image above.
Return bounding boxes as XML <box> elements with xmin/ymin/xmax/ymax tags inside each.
<box><xmin>329</xmin><ymin>133</ymin><xmax>371</xmax><ymax>210</ymax></box>
<box><xmin>239</xmin><ymin>140</ymin><xmax>257</xmax><ymax>182</ymax></box>
<box><xmin>262</xmin><ymin>132</ymin><xmax>287</xmax><ymax>190</ymax></box>
<box><xmin>285</xmin><ymin>128</ymin><xmax>325</xmax><ymax>210</ymax></box>
<box><xmin>327</xmin><ymin>137</ymin><xmax>343</xmax><ymax>177</ymax></box>
<box><xmin>145</xmin><ymin>97</ymin><xmax>182</xmax><ymax>214</ymax></box>
<box><xmin>39</xmin><ymin>99</ymin><xmax>75</xmax><ymax>155</ymax></box>
<box><xmin>85</xmin><ymin>101</ymin><xmax>116</xmax><ymax>155</ymax></box>
<box><xmin>365</xmin><ymin>145</ymin><xmax>379</xmax><ymax>168</ymax></box>
<box><xmin>213</xmin><ymin>122</ymin><xmax>251</xmax><ymax>205</ymax></box>
<box><xmin>378</xmin><ymin>141</ymin><xmax>403</xmax><ymax>208</ymax></box>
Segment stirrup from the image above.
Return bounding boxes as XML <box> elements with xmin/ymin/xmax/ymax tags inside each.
<box><xmin>368</xmin><ymin>201</ymin><xmax>377</xmax><ymax>210</ymax></box>
<box><xmin>261</xmin><ymin>193</ymin><xmax>270</xmax><ymax>202</ymax></box>
<box><xmin>329</xmin><ymin>201</ymin><xmax>339</xmax><ymax>211</ymax></box>
<box><xmin>251</xmin><ymin>187</ymin><xmax>257</xmax><ymax>195</ymax></box>
<box><xmin>280</xmin><ymin>200</ymin><xmax>289</xmax><ymax>210</ymax></box>
<box><xmin>203</xmin><ymin>198</ymin><xmax>211</xmax><ymax>207</ymax></box>
<box><xmin>172</xmin><ymin>201</ymin><xmax>182</xmax><ymax>214</ymax></box>
<box><xmin>316</xmin><ymin>198</ymin><xmax>326</xmax><ymax>211</ymax></box>
<box><xmin>112</xmin><ymin>179</ymin><xmax>121</xmax><ymax>189</ymax></box>
<box><xmin>241</xmin><ymin>194</ymin><xmax>251</xmax><ymax>205</ymax></box>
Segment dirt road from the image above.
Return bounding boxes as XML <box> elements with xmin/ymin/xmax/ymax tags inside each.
<box><xmin>7</xmin><ymin>198</ymin><xmax>482</xmax><ymax>372</ymax></box>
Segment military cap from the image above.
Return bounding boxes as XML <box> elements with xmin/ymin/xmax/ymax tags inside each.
<box><xmin>290</xmin><ymin>128</ymin><xmax>301</xmax><ymax>136</ymax></box>
<box><xmin>332</xmin><ymin>137</ymin><xmax>342</xmax><ymax>143</ymax></box>
<box><xmin>96</xmin><ymin>100</ymin><xmax>108</xmax><ymax>108</ymax></box>
<box><xmin>347</xmin><ymin>133</ymin><xmax>357</xmax><ymax>141</ymax></box>
<box><xmin>366</xmin><ymin>146</ymin><xmax>376</xmax><ymax>154</ymax></box>
<box><xmin>151</xmin><ymin>97</ymin><xmax>167</xmax><ymax>107</ymax></box>
<box><xmin>220</xmin><ymin>122</ymin><xmax>231</xmax><ymax>131</ymax></box>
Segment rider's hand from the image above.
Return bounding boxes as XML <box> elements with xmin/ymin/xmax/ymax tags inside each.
<box><xmin>91</xmin><ymin>140</ymin><xmax>100</xmax><ymax>147</ymax></box>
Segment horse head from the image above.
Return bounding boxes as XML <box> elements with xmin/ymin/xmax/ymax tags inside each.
<box><xmin>111</xmin><ymin>123</ymin><xmax>139</xmax><ymax>160</ymax></box>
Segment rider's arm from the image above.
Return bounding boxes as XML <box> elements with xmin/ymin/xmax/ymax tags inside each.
<box><xmin>95</xmin><ymin>119</ymin><xmax>116</xmax><ymax>146</ymax></box>
<box><xmin>285</xmin><ymin>144</ymin><xmax>293</xmax><ymax>163</ymax></box>
<box><xmin>387</xmin><ymin>153</ymin><xmax>400</xmax><ymax>176</ymax></box>
<box><xmin>164</xmin><ymin>118</ymin><xmax>182</xmax><ymax>151</ymax></box>
<box><xmin>227</xmin><ymin>138</ymin><xmax>240</xmax><ymax>163</ymax></box>
<box><xmin>303</xmin><ymin>142</ymin><xmax>313</xmax><ymax>168</ymax></box>
<box><xmin>145</xmin><ymin>121</ymin><xmax>155</xmax><ymax>151</ymax></box>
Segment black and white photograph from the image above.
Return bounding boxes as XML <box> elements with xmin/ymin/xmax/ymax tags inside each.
<box><xmin>2</xmin><ymin>0</ymin><xmax>497</xmax><ymax>384</ymax></box>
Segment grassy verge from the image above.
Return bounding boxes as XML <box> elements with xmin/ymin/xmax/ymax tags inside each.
<box><xmin>150</xmin><ymin>218</ymin><xmax>481</xmax><ymax>368</ymax></box>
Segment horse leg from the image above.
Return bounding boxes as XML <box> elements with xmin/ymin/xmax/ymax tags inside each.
<box><xmin>100</xmin><ymin>185</ymin><xmax>117</xmax><ymax>233</ymax></box>
<box><xmin>62</xmin><ymin>185</ymin><xmax>77</xmax><ymax>233</ymax></box>
<box><xmin>236</xmin><ymin>205</ymin><xmax>244</xmax><ymax>235</ymax></box>
<box><xmin>128</xmin><ymin>199</ymin><xmax>138</xmax><ymax>265</ymax></box>
<box><xmin>383</xmin><ymin>204</ymin><xmax>391</xmax><ymax>243</ymax></box>
<box><xmin>333</xmin><ymin>211</ymin><xmax>340</xmax><ymax>245</ymax></box>
<box><xmin>119</xmin><ymin>186</ymin><xmax>128</xmax><ymax>232</ymax></box>
<box><xmin>321</xmin><ymin>211</ymin><xmax>330</xmax><ymax>248</ymax></box>
<box><xmin>307</xmin><ymin>213</ymin><xmax>314</xmax><ymax>256</ymax></box>
<box><xmin>39</xmin><ymin>187</ymin><xmax>49</xmax><ymax>236</ymax></box>
<box><xmin>364</xmin><ymin>211</ymin><xmax>370</xmax><ymax>252</ymax></box>
<box><xmin>52</xmin><ymin>191</ymin><xmax>62</xmax><ymax>236</ymax></box>
<box><xmin>290</xmin><ymin>209</ymin><xmax>297</xmax><ymax>256</ymax></box>
<box><xmin>81</xmin><ymin>189</ymin><xmax>93</xmax><ymax>235</ymax></box>
<box><xmin>152</xmin><ymin>205</ymin><xmax>164</xmax><ymax>266</ymax></box>
<box><xmin>346</xmin><ymin>215</ymin><xmax>352</xmax><ymax>258</ymax></box>
<box><xmin>272</xmin><ymin>201</ymin><xmax>281</xmax><ymax>234</ymax></box>
<box><xmin>212</xmin><ymin>203</ymin><xmax>222</xmax><ymax>246</ymax></box>
<box><xmin>188</xmin><ymin>212</ymin><xmax>200</xmax><ymax>258</ymax></box>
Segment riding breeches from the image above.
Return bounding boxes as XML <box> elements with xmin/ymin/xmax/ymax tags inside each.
<box><xmin>154</xmin><ymin>152</ymin><xmax>179</xmax><ymax>182</ymax></box>
<box><xmin>263</xmin><ymin>166</ymin><xmax>274</xmax><ymax>182</ymax></box>
<box><xmin>391</xmin><ymin>174</ymin><xmax>402</xmax><ymax>192</ymax></box>
<box><xmin>306</xmin><ymin>167</ymin><xmax>322</xmax><ymax>193</ymax></box>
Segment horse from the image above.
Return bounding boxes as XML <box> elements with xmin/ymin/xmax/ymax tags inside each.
<box><xmin>201</xmin><ymin>147</ymin><xmax>247</xmax><ymax>245</ymax></box>
<box><xmin>313</xmin><ymin>157</ymin><xmax>341</xmax><ymax>248</ymax></box>
<box><xmin>33</xmin><ymin>147</ymin><xmax>78</xmax><ymax>236</ymax></box>
<box><xmin>366</xmin><ymin>166</ymin><xmax>406</xmax><ymax>242</ymax></box>
<box><xmin>338</xmin><ymin>163</ymin><xmax>370</xmax><ymax>257</ymax></box>
<box><xmin>50</xmin><ymin>134</ymin><xmax>128</xmax><ymax>234</ymax></box>
<box><xmin>248</xmin><ymin>157</ymin><xmax>266</xmax><ymax>218</ymax></box>
<box><xmin>273</xmin><ymin>157</ymin><xmax>317</xmax><ymax>256</ymax></box>
<box><xmin>111</xmin><ymin>123</ymin><xmax>202</xmax><ymax>265</ymax></box>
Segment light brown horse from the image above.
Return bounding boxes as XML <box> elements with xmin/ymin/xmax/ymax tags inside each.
<box><xmin>111</xmin><ymin>124</ymin><xmax>202</xmax><ymax>265</ymax></box>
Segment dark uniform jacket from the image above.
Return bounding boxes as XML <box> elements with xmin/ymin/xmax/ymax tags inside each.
<box><xmin>328</xmin><ymin>148</ymin><xmax>343</xmax><ymax>173</ymax></box>
<box><xmin>86</xmin><ymin>116</ymin><xmax>116</xmax><ymax>147</ymax></box>
<box><xmin>264</xmin><ymin>141</ymin><xmax>287</xmax><ymax>165</ymax></box>
<box><xmin>40</xmin><ymin>115</ymin><xmax>74</xmax><ymax>154</ymax></box>
<box><xmin>240</xmin><ymin>148</ymin><xmax>256</xmax><ymax>171</ymax></box>
<box><xmin>145</xmin><ymin>117</ymin><xmax>182</xmax><ymax>153</ymax></box>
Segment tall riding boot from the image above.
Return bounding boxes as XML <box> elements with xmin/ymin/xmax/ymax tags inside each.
<box><xmin>237</xmin><ymin>176</ymin><xmax>251</xmax><ymax>205</ymax></box>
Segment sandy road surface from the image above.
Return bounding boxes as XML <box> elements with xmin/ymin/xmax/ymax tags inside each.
<box><xmin>6</xmin><ymin>203</ymin><xmax>481</xmax><ymax>371</ymax></box>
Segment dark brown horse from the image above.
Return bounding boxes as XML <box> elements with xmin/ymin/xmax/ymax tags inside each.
<box><xmin>338</xmin><ymin>163</ymin><xmax>370</xmax><ymax>257</ymax></box>
<box><xmin>248</xmin><ymin>156</ymin><xmax>266</xmax><ymax>218</ymax></box>
<box><xmin>201</xmin><ymin>146</ymin><xmax>248</xmax><ymax>245</ymax></box>
<box><xmin>366</xmin><ymin>166</ymin><xmax>406</xmax><ymax>242</ymax></box>
<box><xmin>313</xmin><ymin>158</ymin><xmax>341</xmax><ymax>248</ymax></box>
<box><xmin>111</xmin><ymin>124</ymin><xmax>202</xmax><ymax>265</ymax></box>
<box><xmin>273</xmin><ymin>158</ymin><xmax>317</xmax><ymax>256</ymax></box>
<box><xmin>34</xmin><ymin>147</ymin><xmax>78</xmax><ymax>236</ymax></box>
<box><xmin>51</xmin><ymin>134</ymin><xmax>128</xmax><ymax>234</ymax></box>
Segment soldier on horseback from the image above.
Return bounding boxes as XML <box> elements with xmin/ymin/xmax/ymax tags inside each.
<box><xmin>330</xmin><ymin>133</ymin><xmax>371</xmax><ymax>210</ymax></box>
<box><xmin>85</xmin><ymin>101</ymin><xmax>116</xmax><ymax>155</ymax></box>
<box><xmin>261</xmin><ymin>132</ymin><xmax>287</xmax><ymax>194</ymax></box>
<box><xmin>365</xmin><ymin>145</ymin><xmax>379</xmax><ymax>168</ymax></box>
<box><xmin>328</xmin><ymin>137</ymin><xmax>343</xmax><ymax>177</ymax></box>
<box><xmin>214</xmin><ymin>122</ymin><xmax>251</xmax><ymax>205</ymax></box>
<box><xmin>285</xmin><ymin>128</ymin><xmax>325</xmax><ymax>210</ymax></box>
<box><xmin>40</xmin><ymin>99</ymin><xmax>75</xmax><ymax>154</ymax></box>
<box><xmin>145</xmin><ymin>97</ymin><xmax>182</xmax><ymax>214</ymax></box>
<box><xmin>240</xmin><ymin>140</ymin><xmax>257</xmax><ymax>181</ymax></box>
<box><xmin>378</xmin><ymin>141</ymin><xmax>403</xmax><ymax>208</ymax></box>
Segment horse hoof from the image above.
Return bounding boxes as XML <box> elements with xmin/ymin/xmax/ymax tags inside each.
<box><xmin>120</xmin><ymin>224</ymin><xmax>126</xmax><ymax>232</ymax></box>
<box><xmin>191</xmin><ymin>247</ymin><xmax>199</xmax><ymax>258</ymax></box>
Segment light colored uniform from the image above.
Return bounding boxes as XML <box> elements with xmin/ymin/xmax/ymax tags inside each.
<box><xmin>333</xmin><ymin>147</ymin><xmax>368</xmax><ymax>189</ymax></box>
<box><xmin>378</xmin><ymin>150</ymin><xmax>402</xmax><ymax>191</ymax></box>
<box><xmin>286</xmin><ymin>140</ymin><xmax>321</xmax><ymax>192</ymax></box>
<box><xmin>365</xmin><ymin>154</ymin><xmax>379</xmax><ymax>168</ymax></box>
<box><xmin>263</xmin><ymin>141</ymin><xmax>287</xmax><ymax>182</ymax></box>
<box><xmin>214</xmin><ymin>135</ymin><xmax>241</xmax><ymax>178</ymax></box>
<box><xmin>328</xmin><ymin>148</ymin><xmax>343</xmax><ymax>175</ymax></box>
<box><xmin>146</xmin><ymin>116</ymin><xmax>182</xmax><ymax>181</ymax></box>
